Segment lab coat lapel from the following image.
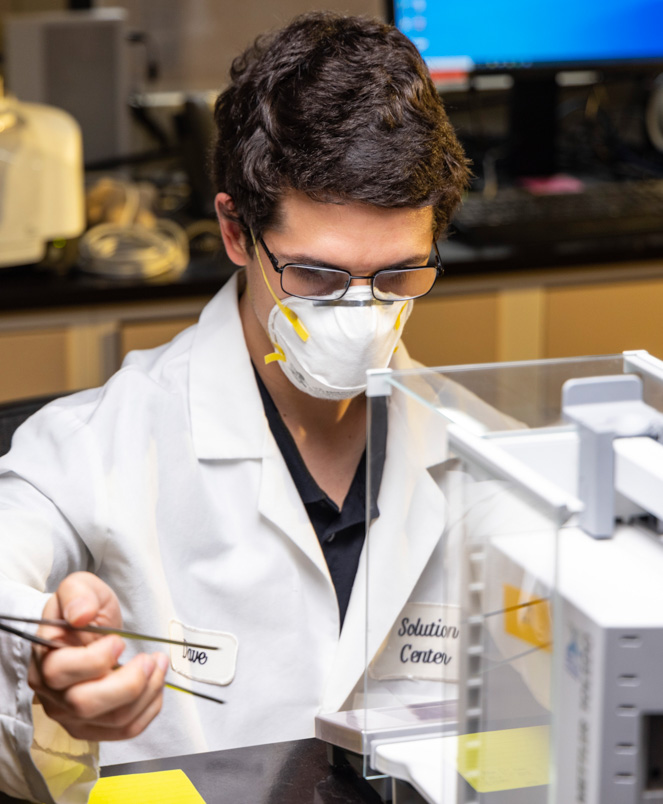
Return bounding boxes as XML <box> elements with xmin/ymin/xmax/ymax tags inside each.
<box><xmin>189</xmin><ymin>271</ymin><xmax>265</xmax><ymax>461</ymax></box>
<box><xmin>257</xmin><ymin>426</ymin><xmax>332</xmax><ymax>581</ymax></box>
<box><xmin>322</xmin><ymin>388</ymin><xmax>449</xmax><ymax>712</ymax></box>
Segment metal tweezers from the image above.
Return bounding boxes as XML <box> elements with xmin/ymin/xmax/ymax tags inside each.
<box><xmin>0</xmin><ymin>614</ymin><xmax>225</xmax><ymax>705</ymax></box>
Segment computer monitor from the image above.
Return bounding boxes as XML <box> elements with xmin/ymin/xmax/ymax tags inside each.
<box><xmin>389</xmin><ymin>0</ymin><xmax>663</xmax><ymax>177</ymax></box>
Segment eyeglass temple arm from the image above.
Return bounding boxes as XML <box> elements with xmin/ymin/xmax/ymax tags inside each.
<box><xmin>258</xmin><ymin>237</ymin><xmax>282</xmax><ymax>273</ymax></box>
<box><xmin>431</xmin><ymin>241</ymin><xmax>443</xmax><ymax>278</ymax></box>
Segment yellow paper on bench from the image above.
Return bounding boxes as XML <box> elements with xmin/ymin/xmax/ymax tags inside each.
<box><xmin>456</xmin><ymin>725</ymin><xmax>549</xmax><ymax>792</ymax></box>
<box><xmin>89</xmin><ymin>769</ymin><xmax>206</xmax><ymax>804</ymax></box>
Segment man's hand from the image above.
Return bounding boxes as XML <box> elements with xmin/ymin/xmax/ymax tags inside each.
<box><xmin>28</xmin><ymin>571</ymin><xmax>168</xmax><ymax>741</ymax></box>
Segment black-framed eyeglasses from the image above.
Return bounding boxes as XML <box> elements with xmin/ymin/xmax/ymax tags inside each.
<box><xmin>258</xmin><ymin>237</ymin><xmax>443</xmax><ymax>302</ymax></box>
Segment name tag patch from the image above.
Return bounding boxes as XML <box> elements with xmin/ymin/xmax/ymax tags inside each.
<box><xmin>168</xmin><ymin>619</ymin><xmax>238</xmax><ymax>687</ymax></box>
<box><xmin>369</xmin><ymin>602</ymin><xmax>460</xmax><ymax>682</ymax></box>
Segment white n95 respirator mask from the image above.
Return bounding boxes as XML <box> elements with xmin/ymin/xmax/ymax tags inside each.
<box><xmin>266</xmin><ymin>288</ymin><xmax>412</xmax><ymax>400</ymax></box>
<box><xmin>250</xmin><ymin>229</ymin><xmax>412</xmax><ymax>400</ymax></box>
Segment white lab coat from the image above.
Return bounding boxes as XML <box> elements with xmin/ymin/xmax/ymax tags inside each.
<box><xmin>0</xmin><ymin>271</ymin><xmax>461</xmax><ymax>803</ymax></box>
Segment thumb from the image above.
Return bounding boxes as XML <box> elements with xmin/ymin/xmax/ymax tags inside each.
<box><xmin>52</xmin><ymin>572</ymin><xmax>121</xmax><ymax>628</ymax></box>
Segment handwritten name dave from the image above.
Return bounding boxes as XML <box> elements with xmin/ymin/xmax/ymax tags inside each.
<box><xmin>182</xmin><ymin>640</ymin><xmax>209</xmax><ymax>665</ymax></box>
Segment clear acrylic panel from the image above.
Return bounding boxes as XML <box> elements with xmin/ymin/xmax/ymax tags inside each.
<box><xmin>360</xmin><ymin>352</ymin><xmax>663</xmax><ymax>802</ymax></box>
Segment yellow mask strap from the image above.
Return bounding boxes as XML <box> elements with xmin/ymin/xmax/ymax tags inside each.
<box><xmin>264</xmin><ymin>343</ymin><xmax>287</xmax><ymax>365</ymax></box>
<box><xmin>250</xmin><ymin>229</ymin><xmax>309</xmax><ymax>347</ymax></box>
<box><xmin>391</xmin><ymin>301</ymin><xmax>410</xmax><ymax>354</ymax></box>
<box><xmin>394</xmin><ymin>300</ymin><xmax>409</xmax><ymax>331</ymax></box>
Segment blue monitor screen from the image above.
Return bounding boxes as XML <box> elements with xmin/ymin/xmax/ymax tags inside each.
<box><xmin>393</xmin><ymin>0</ymin><xmax>663</xmax><ymax>77</ymax></box>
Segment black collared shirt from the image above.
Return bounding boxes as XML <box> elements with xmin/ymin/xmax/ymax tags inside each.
<box><xmin>254</xmin><ymin>368</ymin><xmax>386</xmax><ymax>629</ymax></box>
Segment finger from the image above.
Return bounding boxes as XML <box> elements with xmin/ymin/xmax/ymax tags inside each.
<box><xmin>56</xmin><ymin>681</ymin><xmax>166</xmax><ymax>742</ymax></box>
<box><xmin>35</xmin><ymin>653</ymin><xmax>152</xmax><ymax>723</ymax></box>
<box><xmin>122</xmin><ymin>683</ymin><xmax>165</xmax><ymax>738</ymax></box>
<box><xmin>33</xmin><ymin>635</ymin><xmax>125</xmax><ymax>692</ymax></box>
<box><xmin>39</xmin><ymin>654</ymin><xmax>168</xmax><ymax>741</ymax></box>
<box><xmin>36</xmin><ymin>574</ymin><xmax>123</xmax><ymax>651</ymax></box>
<box><xmin>52</xmin><ymin>572</ymin><xmax>122</xmax><ymax>629</ymax></box>
<box><xmin>57</xmin><ymin>653</ymin><xmax>160</xmax><ymax>722</ymax></box>
<box><xmin>63</xmin><ymin>653</ymin><xmax>168</xmax><ymax>731</ymax></box>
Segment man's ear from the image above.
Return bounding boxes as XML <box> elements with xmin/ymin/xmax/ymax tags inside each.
<box><xmin>215</xmin><ymin>193</ymin><xmax>250</xmax><ymax>266</ymax></box>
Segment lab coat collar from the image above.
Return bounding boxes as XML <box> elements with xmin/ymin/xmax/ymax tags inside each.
<box><xmin>189</xmin><ymin>271</ymin><xmax>266</xmax><ymax>460</ymax></box>
<box><xmin>322</xmin><ymin>360</ymin><xmax>450</xmax><ymax>712</ymax></box>
<box><xmin>257</xmin><ymin>424</ymin><xmax>334</xmax><ymax>583</ymax></box>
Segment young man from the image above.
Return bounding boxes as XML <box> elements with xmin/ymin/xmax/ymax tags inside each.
<box><xmin>0</xmin><ymin>12</ymin><xmax>468</xmax><ymax>803</ymax></box>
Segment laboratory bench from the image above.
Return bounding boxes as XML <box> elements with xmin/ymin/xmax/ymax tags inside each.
<box><xmin>0</xmin><ymin>738</ymin><xmax>384</xmax><ymax>804</ymax></box>
<box><xmin>101</xmin><ymin>738</ymin><xmax>382</xmax><ymax>803</ymax></box>
<box><xmin>3</xmin><ymin>236</ymin><xmax>663</xmax><ymax>402</ymax></box>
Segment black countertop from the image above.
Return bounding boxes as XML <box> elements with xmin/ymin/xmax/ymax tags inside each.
<box><xmin>0</xmin><ymin>251</ymin><xmax>238</xmax><ymax>314</ymax></box>
<box><xmin>100</xmin><ymin>738</ymin><xmax>380</xmax><ymax>804</ymax></box>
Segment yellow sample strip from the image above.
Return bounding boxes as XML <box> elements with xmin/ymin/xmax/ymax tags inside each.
<box><xmin>503</xmin><ymin>583</ymin><xmax>552</xmax><ymax>651</ymax></box>
<box><xmin>456</xmin><ymin>725</ymin><xmax>549</xmax><ymax>792</ymax></box>
<box><xmin>89</xmin><ymin>769</ymin><xmax>206</xmax><ymax>804</ymax></box>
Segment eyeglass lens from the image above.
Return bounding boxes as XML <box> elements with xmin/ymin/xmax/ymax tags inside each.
<box><xmin>373</xmin><ymin>267</ymin><xmax>438</xmax><ymax>301</ymax></box>
<box><xmin>280</xmin><ymin>264</ymin><xmax>437</xmax><ymax>301</ymax></box>
<box><xmin>281</xmin><ymin>265</ymin><xmax>348</xmax><ymax>300</ymax></box>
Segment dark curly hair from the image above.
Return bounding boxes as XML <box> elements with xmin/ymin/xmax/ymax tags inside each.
<box><xmin>212</xmin><ymin>12</ymin><xmax>469</xmax><ymax>240</ymax></box>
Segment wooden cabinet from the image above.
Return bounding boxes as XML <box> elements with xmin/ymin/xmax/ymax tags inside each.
<box><xmin>0</xmin><ymin>298</ymin><xmax>208</xmax><ymax>403</ymax></box>
<box><xmin>0</xmin><ymin>328</ymin><xmax>70</xmax><ymax>402</ymax></box>
<box><xmin>404</xmin><ymin>291</ymin><xmax>499</xmax><ymax>367</ymax></box>
<box><xmin>120</xmin><ymin>317</ymin><xmax>199</xmax><ymax>356</ymax></box>
<box><xmin>545</xmin><ymin>277</ymin><xmax>663</xmax><ymax>359</ymax></box>
<box><xmin>404</xmin><ymin>260</ymin><xmax>663</xmax><ymax>368</ymax></box>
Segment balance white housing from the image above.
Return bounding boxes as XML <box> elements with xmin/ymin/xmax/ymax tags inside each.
<box><xmin>318</xmin><ymin>350</ymin><xmax>663</xmax><ymax>804</ymax></box>
<box><xmin>0</xmin><ymin>95</ymin><xmax>85</xmax><ymax>267</ymax></box>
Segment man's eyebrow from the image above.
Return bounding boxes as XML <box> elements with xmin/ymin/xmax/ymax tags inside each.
<box><xmin>280</xmin><ymin>252</ymin><xmax>342</xmax><ymax>269</ymax></box>
<box><xmin>278</xmin><ymin>250</ymin><xmax>433</xmax><ymax>270</ymax></box>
